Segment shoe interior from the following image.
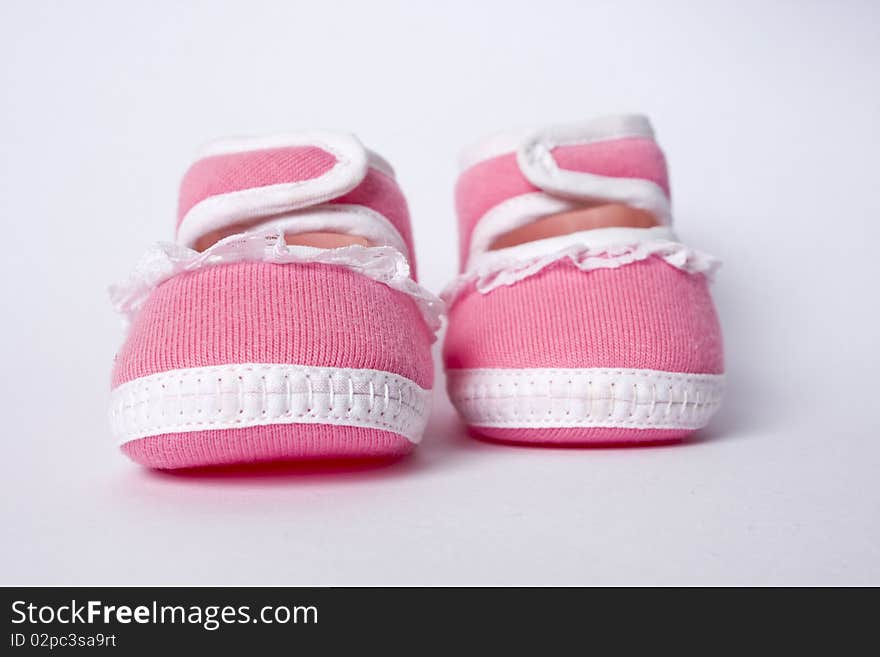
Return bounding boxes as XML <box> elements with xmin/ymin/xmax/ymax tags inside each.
<box><xmin>488</xmin><ymin>202</ymin><xmax>659</xmax><ymax>251</ymax></box>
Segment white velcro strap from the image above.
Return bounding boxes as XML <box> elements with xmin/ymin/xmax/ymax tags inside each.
<box><xmin>110</xmin><ymin>363</ymin><xmax>432</xmax><ymax>445</ymax></box>
<box><xmin>516</xmin><ymin>116</ymin><xmax>672</xmax><ymax>225</ymax></box>
<box><xmin>459</xmin><ymin>115</ymin><xmax>676</xmax><ymax>265</ymax></box>
<box><xmin>177</xmin><ymin>131</ymin><xmax>372</xmax><ymax>248</ymax></box>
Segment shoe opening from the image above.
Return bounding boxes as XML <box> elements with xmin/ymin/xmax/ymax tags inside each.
<box><xmin>193</xmin><ymin>215</ymin><xmax>374</xmax><ymax>251</ymax></box>
<box><xmin>488</xmin><ymin>202</ymin><xmax>660</xmax><ymax>251</ymax></box>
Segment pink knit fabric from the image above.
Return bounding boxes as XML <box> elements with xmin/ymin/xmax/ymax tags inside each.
<box><xmin>113</xmin><ymin>263</ymin><xmax>433</xmax><ymax>469</ymax></box>
<box><xmin>445</xmin><ymin>121</ymin><xmax>722</xmax><ymax>445</ymax></box>
<box><xmin>113</xmin><ymin>262</ymin><xmax>434</xmax><ymax>389</ymax></box>
<box><xmin>113</xmin><ymin>135</ymin><xmax>432</xmax><ymax>468</ymax></box>
<box><xmin>444</xmin><ymin>259</ymin><xmax>722</xmax><ymax>374</ymax></box>
<box><xmin>455</xmin><ymin>137</ymin><xmax>669</xmax><ymax>265</ymax></box>
<box><xmin>123</xmin><ymin>425</ymin><xmax>414</xmax><ymax>469</ymax></box>
<box><xmin>468</xmin><ymin>427</ymin><xmax>691</xmax><ymax>446</ymax></box>
<box><xmin>177</xmin><ymin>146</ymin><xmax>337</xmax><ymax>226</ymax></box>
<box><xmin>445</xmin><ymin>260</ymin><xmax>722</xmax><ymax>445</ymax></box>
<box><xmin>333</xmin><ymin>168</ymin><xmax>418</xmax><ymax>276</ymax></box>
<box><xmin>176</xmin><ymin>147</ymin><xmax>418</xmax><ymax>267</ymax></box>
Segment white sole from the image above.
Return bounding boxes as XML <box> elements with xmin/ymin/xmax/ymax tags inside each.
<box><xmin>446</xmin><ymin>367</ymin><xmax>724</xmax><ymax>431</ymax></box>
<box><xmin>110</xmin><ymin>363</ymin><xmax>431</xmax><ymax>446</ymax></box>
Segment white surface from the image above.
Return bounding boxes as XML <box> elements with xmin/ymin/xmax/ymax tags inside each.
<box><xmin>458</xmin><ymin>113</ymin><xmax>656</xmax><ymax>170</ymax></box>
<box><xmin>1</xmin><ymin>0</ymin><xmax>878</xmax><ymax>585</ymax></box>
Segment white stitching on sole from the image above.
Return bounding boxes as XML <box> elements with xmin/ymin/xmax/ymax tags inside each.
<box><xmin>110</xmin><ymin>363</ymin><xmax>431</xmax><ymax>445</ymax></box>
<box><xmin>447</xmin><ymin>367</ymin><xmax>724</xmax><ymax>430</ymax></box>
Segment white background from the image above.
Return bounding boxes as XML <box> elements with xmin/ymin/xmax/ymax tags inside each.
<box><xmin>1</xmin><ymin>0</ymin><xmax>878</xmax><ymax>585</ymax></box>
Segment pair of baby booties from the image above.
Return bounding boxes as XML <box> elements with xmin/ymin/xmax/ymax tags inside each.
<box><xmin>109</xmin><ymin>114</ymin><xmax>724</xmax><ymax>469</ymax></box>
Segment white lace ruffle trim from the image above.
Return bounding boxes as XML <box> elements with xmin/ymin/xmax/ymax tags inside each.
<box><xmin>110</xmin><ymin>229</ymin><xmax>445</xmax><ymax>333</ymax></box>
<box><xmin>442</xmin><ymin>235</ymin><xmax>720</xmax><ymax>303</ymax></box>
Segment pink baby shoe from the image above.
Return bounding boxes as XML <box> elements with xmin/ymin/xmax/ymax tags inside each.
<box><xmin>109</xmin><ymin>131</ymin><xmax>442</xmax><ymax>468</ymax></box>
<box><xmin>443</xmin><ymin>115</ymin><xmax>724</xmax><ymax>444</ymax></box>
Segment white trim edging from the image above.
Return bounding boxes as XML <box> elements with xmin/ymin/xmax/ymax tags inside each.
<box><xmin>447</xmin><ymin>367</ymin><xmax>724</xmax><ymax>430</ymax></box>
<box><xmin>109</xmin><ymin>228</ymin><xmax>445</xmax><ymax>335</ymax></box>
<box><xmin>111</xmin><ymin>363</ymin><xmax>432</xmax><ymax>445</ymax></box>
